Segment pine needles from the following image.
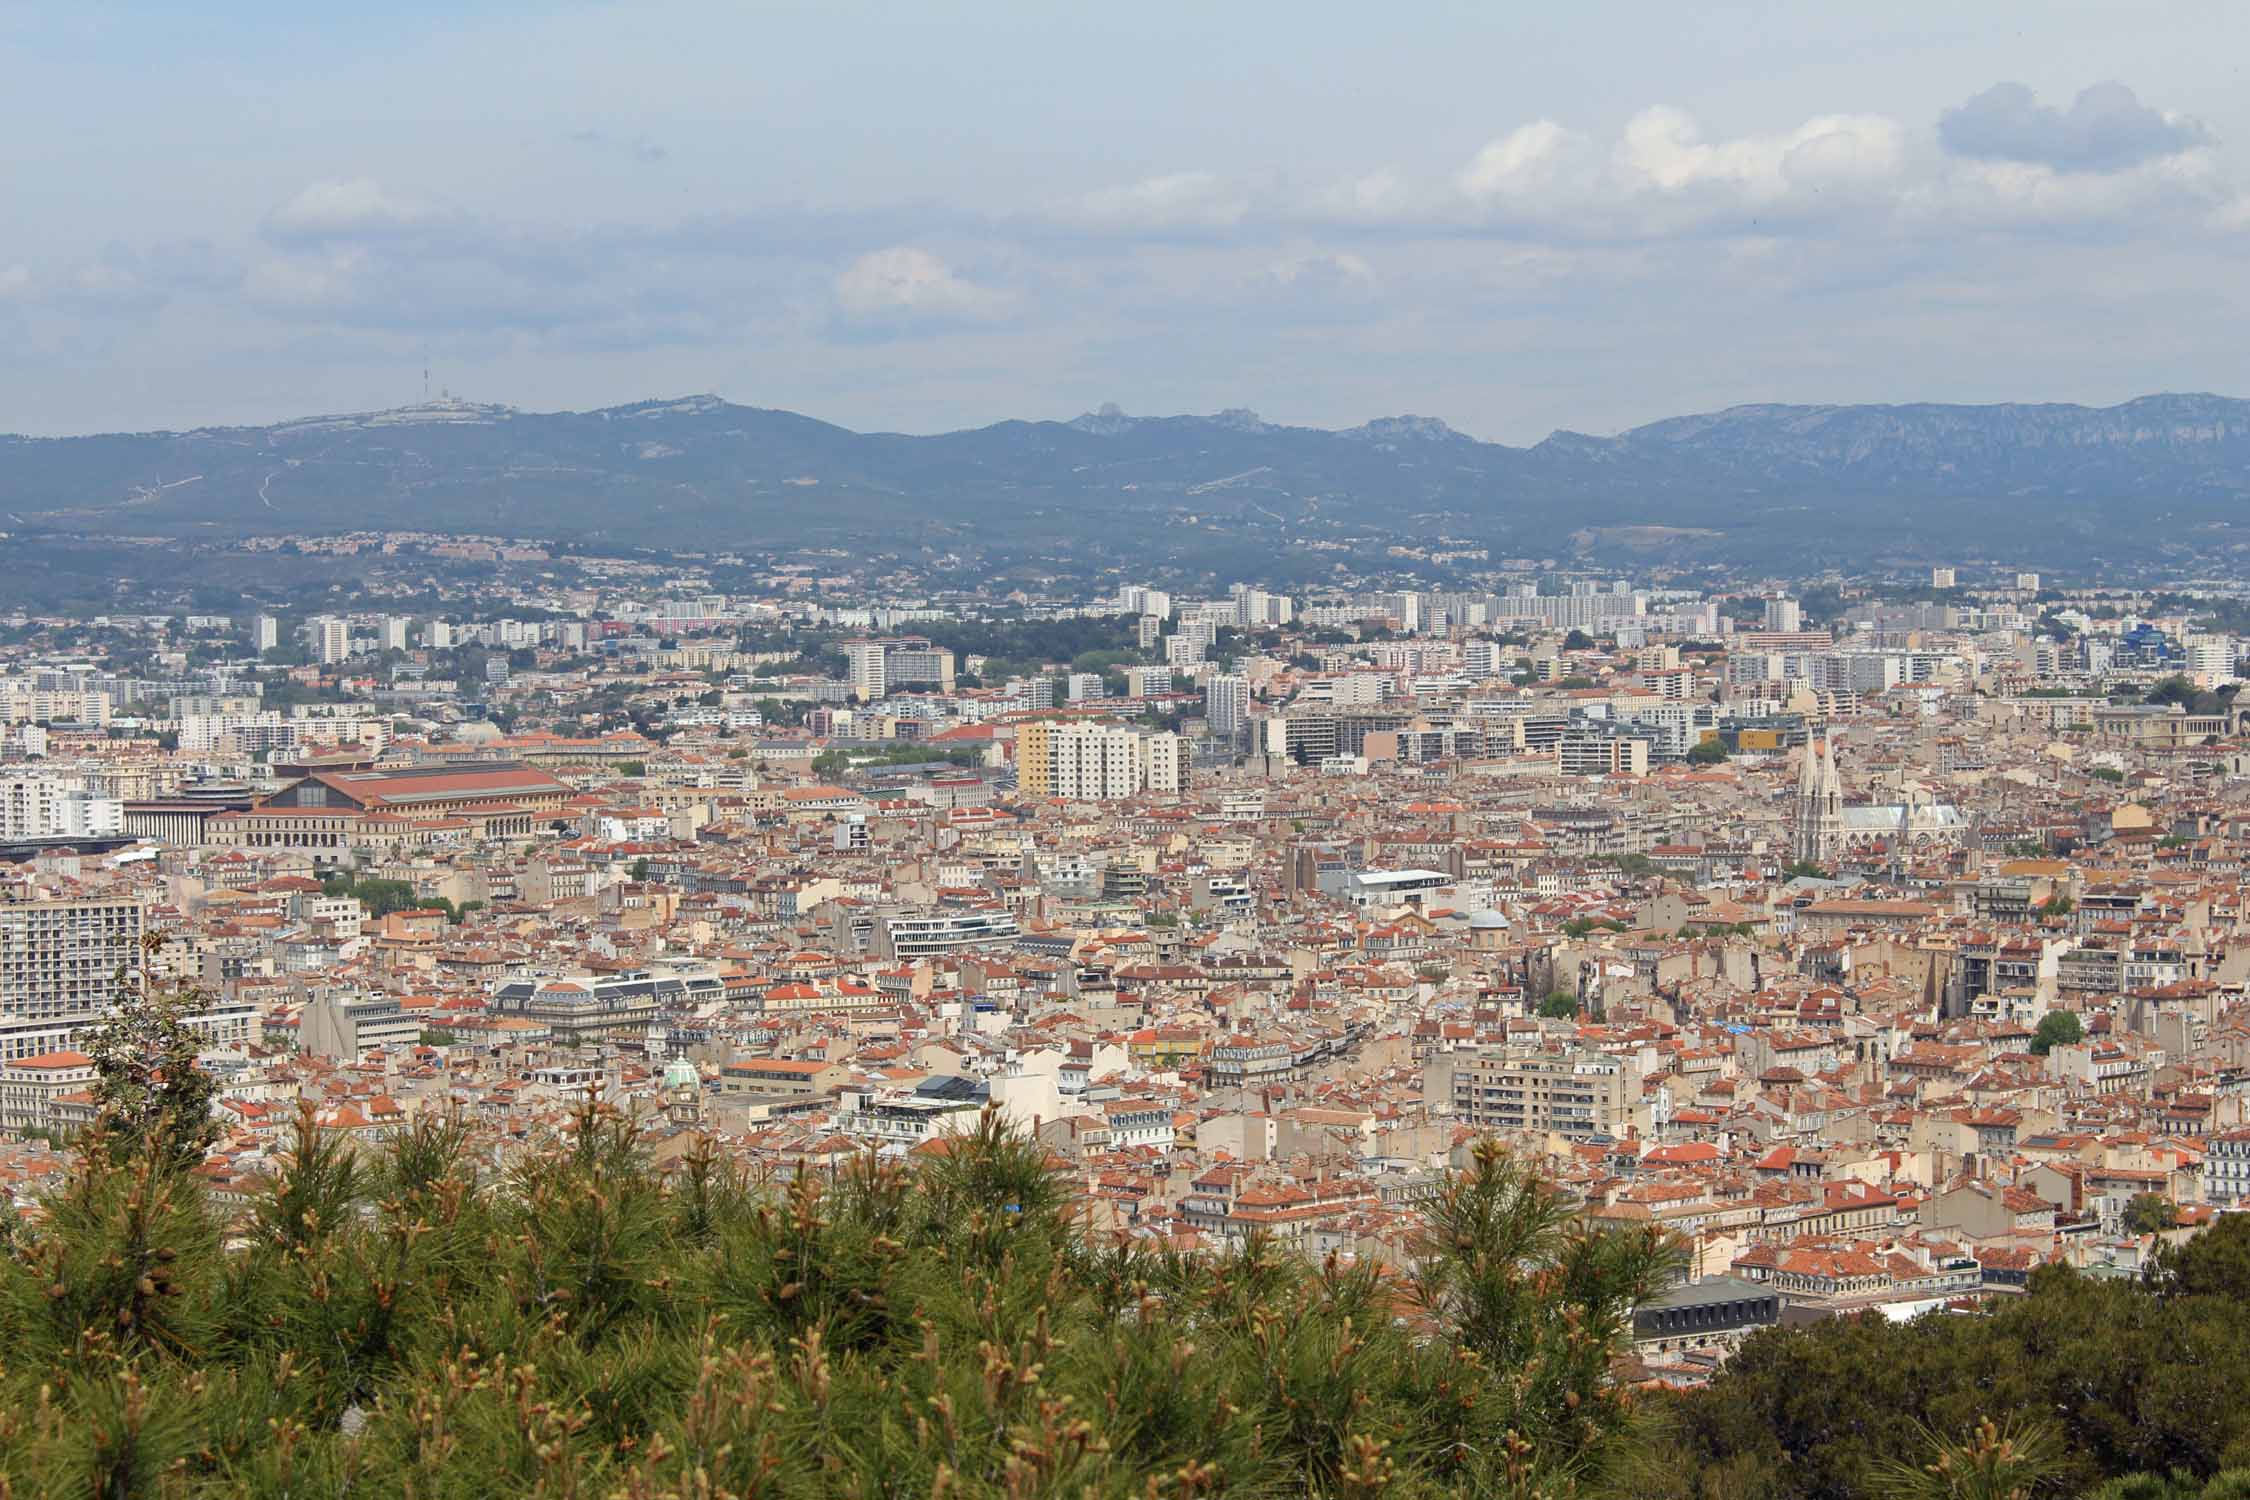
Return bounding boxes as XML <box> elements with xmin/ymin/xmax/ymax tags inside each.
<box><xmin>0</xmin><ymin>1105</ymin><xmax>1682</xmax><ymax>1498</ymax></box>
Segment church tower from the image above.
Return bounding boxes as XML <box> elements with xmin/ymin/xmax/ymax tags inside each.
<box><xmin>1892</xmin><ymin>794</ymin><xmax>1913</xmax><ymax>883</ymax></box>
<box><xmin>1795</xmin><ymin>733</ymin><xmax>1843</xmax><ymax>867</ymax></box>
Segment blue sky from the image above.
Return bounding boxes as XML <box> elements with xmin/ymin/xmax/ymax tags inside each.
<box><xmin>3</xmin><ymin>1</ymin><xmax>2247</xmax><ymax>440</ymax></box>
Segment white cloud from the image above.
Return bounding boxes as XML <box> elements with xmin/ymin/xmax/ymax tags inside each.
<box><xmin>1074</xmin><ymin>171</ymin><xmax>1246</xmax><ymax>231</ymax></box>
<box><xmin>1264</xmin><ymin>251</ymin><xmax>1373</xmax><ymax>288</ymax></box>
<box><xmin>244</xmin><ymin>248</ymin><xmax>368</xmax><ymax>310</ymax></box>
<box><xmin>0</xmin><ymin>264</ymin><xmax>28</xmax><ymax>299</ymax></box>
<box><xmin>832</xmin><ymin>247</ymin><xmax>1005</xmax><ymax>320</ymax></box>
<box><xmin>1317</xmin><ymin>170</ymin><xmax>1414</xmax><ymax>223</ymax></box>
<box><xmin>268</xmin><ymin>179</ymin><xmax>434</xmax><ymax>239</ymax></box>
<box><xmin>1459</xmin><ymin>120</ymin><xmax>1581</xmax><ymax>201</ymax></box>
<box><xmin>1613</xmin><ymin>106</ymin><xmax>1905</xmax><ymax>199</ymax></box>
<box><xmin>1906</xmin><ymin>137</ymin><xmax>2237</xmax><ymax>233</ymax></box>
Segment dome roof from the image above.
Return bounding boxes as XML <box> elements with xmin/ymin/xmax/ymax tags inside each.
<box><xmin>662</xmin><ymin>1057</ymin><xmax>700</xmax><ymax>1091</ymax></box>
<box><xmin>1468</xmin><ymin>910</ymin><xmax>1510</xmax><ymax>930</ymax></box>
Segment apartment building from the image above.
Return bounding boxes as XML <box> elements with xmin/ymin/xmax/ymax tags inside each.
<box><xmin>876</xmin><ymin>906</ymin><xmax>1024</xmax><ymax>961</ymax></box>
<box><xmin>1432</xmin><ymin>1050</ymin><xmax>1639</xmax><ymax>1140</ymax></box>
<box><xmin>0</xmin><ymin>689</ymin><xmax>113</xmax><ymax>726</ymax></box>
<box><xmin>0</xmin><ymin>895</ymin><xmax>145</xmax><ymax>1022</ymax></box>
<box><xmin>0</xmin><ymin>774</ymin><xmax>124</xmax><ymax>841</ymax></box>
<box><xmin>1016</xmin><ymin>721</ymin><xmax>1186</xmax><ymax>800</ymax></box>
<box><xmin>1206</xmin><ymin>673</ymin><xmax>1250</xmax><ymax>739</ymax></box>
<box><xmin>311</xmin><ymin>615</ymin><xmax>352</xmax><ymax>665</ymax></box>
<box><xmin>844</xmin><ymin>637</ymin><xmax>956</xmax><ymax>702</ymax></box>
<box><xmin>300</xmin><ymin>991</ymin><xmax>423</xmax><ymax>1059</ymax></box>
<box><xmin>0</xmin><ymin>1049</ymin><xmax>98</xmax><ymax>1135</ymax></box>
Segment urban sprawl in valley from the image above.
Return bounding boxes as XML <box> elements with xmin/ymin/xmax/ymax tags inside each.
<box><xmin>3</xmin><ymin>545</ymin><xmax>2248</xmax><ymax>1381</ymax></box>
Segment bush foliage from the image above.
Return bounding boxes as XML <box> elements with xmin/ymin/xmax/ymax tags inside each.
<box><xmin>0</xmin><ymin>1111</ymin><xmax>1684</xmax><ymax>1498</ymax></box>
<box><xmin>17</xmin><ymin>993</ymin><xmax>2250</xmax><ymax>1499</ymax></box>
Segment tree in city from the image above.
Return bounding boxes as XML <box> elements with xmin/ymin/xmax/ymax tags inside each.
<box><xmin>2124</xmin><ymin>1193</ymin><xmax>2180</xmax><ymax>1235</ymax></box>
<box><xmin>2030</xmin><ymin>1010</ymin><xmax>2084</xmax><ymax>1056</ymax></box>
<box><xmin>1538</xmin><ymin>990</ymin><xmax>1581</xmax><ymax>1019</ymax></box>
<box><xmin>81</xmin><ymin>933</ymin><xmax>219</xmax><ymax>1172</ymax></box>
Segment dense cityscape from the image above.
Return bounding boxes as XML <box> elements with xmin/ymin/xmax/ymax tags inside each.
<box><xmin>15</xmin><ymin>2</ymin><xmax>2250</xmax><ymax>1493</ymax></box>
<box><xmin>8</xmin><ymin>544</ymin><xmax>2249</xmax><ymax>1318</ymax></box>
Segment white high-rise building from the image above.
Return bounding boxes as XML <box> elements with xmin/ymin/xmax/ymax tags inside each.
<box><xmin>1123</xmin><ymin>665</ymin><xmax>1172</xmax><ymax>697</ymax></box>
<box><xmin>0</xmin><ymin>774</ymin><xmax>124</xmax><ymax>841</ymax></box>
<box><xmin>844</xmin><ymin>641</ymin><xmax>889</xmax><ymax>702</ymax></box>
<box><xmin>380</xmin><ymin>616</ymin><xmax>411</xmax><ymax>651</ymax></box>
<box><xmin>1019</xmin><ymin>722</ymin><xmax>1187</xmax><ymax>800</ymax></box>
<box><xmin>1205</xmin><ymin>673</ymin><xmax>1250</xmax><ymax>739</ymax></box>
<box><xmin>1142</xmin><ymin>731</ymin><xmax>1187</xmax><ymax>793</ymax></box>
<box><xmin>179</xmin><ymin>709</ymin><xmax>287</xmax><ymax>753</ymax></box>
<box><xmin>1117</xmin><ymin>585</ymin><xmax>1172</xmax><ymax>619</ymax></box>
<box><xmin>2187</xmin><ymin>635</ymin><xmax>2237</xmax><ymax>685</ymax></box>
<box><xmin>311</xmin><ymin>615</ymin><xmax>351</xmax><ymax>665</ymax></box>
<box><xmin>426</xmin><ymin>619</ymin><xmax>453</xmax><ymax>651</ymax></box>
<box><xmin>842</xmin><ymin>638</ymin><xmax>953</xmax><ymax>702</ymax></box>
<box><xmin>1763</xmin><ymin>596</ymin><xmax>1802</xmax><ymax>633</ymax></box>
<box><xmin>1231</xmin><ymin>587</ymin><xmax>1294</xmax><ymax>627</ymax></box>
<box><xmin>252</xmin><ymin>614</ymin><xmax>280</xmax><ymax>653</ymax></box>
<box><xmin>0</xmin><ymin>896</ymin><xmax>144</xmax><ymax>1023</ymax></box>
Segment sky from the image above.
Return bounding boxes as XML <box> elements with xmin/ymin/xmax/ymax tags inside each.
<box><xmin>3</xmin><ymin>0</ymin><xmax>2248</xmax><ymax>443</ymax></box>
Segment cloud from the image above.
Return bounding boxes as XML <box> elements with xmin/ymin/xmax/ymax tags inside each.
<box><xmin>243</xmin><ymin>248</ymin><xmax>368</xmax><ymax>312</ymax></box>
<box><xmin>11</xmin><ymin>85</ymin><xmax>2246</xmax><ymax>436</ymax></box>
<box><xmin>1240</xmin><ymin>251</ymin><xmax>1382</xmax><ymax>327</ymax></box>
<box><xmin>1459</xmin><ymin>120</ymin><xmax>1581</xmax><ymax>201</ymax></box>
<box><xmin>832</xmin><ymin>247</ymin><xmax>1006</xmax><ymax>322</ymax></box>
<box><xmin>1613</xmin><ymin>106</ymin><xmax>1905</xmax><ymax>199</ymax></box>
<box><xmin>1264</xmin><ymin>251</ymin><xmax>1373</xmax><ymax>290</ymax></box>
<box><xmin>1939</xmin><ymin>82</ymin><xmax>2212</xmax><ymax>172</ymax></box>
<box><xmin>267</xmin><ymin>179</ymin><xmax>437</xmax><ymax>240</ymax></box>
<box><xmin>1315</xmin><ymin>171</ymin><xmax>1415</xmax><ymax>224</ymax></box>
<box><xmin>1073</xmin><ymin>171</ymin><xmax>1246</xmax><ymax>232</ymax></box>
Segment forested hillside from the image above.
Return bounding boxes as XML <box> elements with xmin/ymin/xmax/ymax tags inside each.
<box><xmin>6</xmin><ymin>392</ymin><xmax>2248</xmax><ymax>569</ymax></box>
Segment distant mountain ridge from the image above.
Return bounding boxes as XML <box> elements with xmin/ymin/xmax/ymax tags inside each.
<box><xmin>3</xmin><ymin>391</ymin><xmax>2247</xmax><ymax>568</ymax></box>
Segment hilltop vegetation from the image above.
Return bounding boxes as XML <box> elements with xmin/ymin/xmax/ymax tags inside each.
<box><xmin>0</xmin><ymin>1099</ymin><xmax>1686</xmax><ymax>1499</ymax></box>
<box><xmin>17</xmin><ymin>1091</ymin><xmax>2250</xmax><ymax>1498</ymax></box>
<box><xmin>1645</xmin><ymin>1218</ymin><xmax>2250</xmax><ymax>1498</ymax></box>
<box><xmin>13</xmin><ymin>990</ymin><xmax>2250</xmax><ymax>1497</ymax></box>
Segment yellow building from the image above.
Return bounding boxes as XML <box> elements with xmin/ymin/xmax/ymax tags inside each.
<box><xmin>1016</xmin><ymin>719</ymin><xmax>1056</xmax><ymax>798</ymax></box>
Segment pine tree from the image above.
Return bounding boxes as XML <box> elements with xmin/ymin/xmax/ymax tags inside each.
<box><xmin>81</xmin><ymin>933</ymin><xmax>219</xmax><ymax>1173</ymax></box>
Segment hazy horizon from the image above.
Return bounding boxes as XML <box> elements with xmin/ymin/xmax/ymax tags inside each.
<box><xmin>7</xmin><ymin>386</ymin><xmax>2250</xmax><ymax>450</ymax></box>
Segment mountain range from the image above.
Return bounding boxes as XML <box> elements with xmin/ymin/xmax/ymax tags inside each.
<box><xmin>5</xmin><ymin>392</ymin><xmax>2248</xmax><ymax>572</ymax></box>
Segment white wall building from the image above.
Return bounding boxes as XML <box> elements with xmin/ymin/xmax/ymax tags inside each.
<box><xmin>0</xmin><ymin>774</ymin><xmax>124</xmax><ymax>841</ymax></box>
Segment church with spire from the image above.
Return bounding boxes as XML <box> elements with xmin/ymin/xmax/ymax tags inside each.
<box><xmin>1794</xmin><ymin>733</ymin><xmax>1844</xmax><ymax>867</ymax></box>
<box><xmin>1794</xmin><ymin>732</ymin><xmax>1966</xmax><ymax>871</ymax></box>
